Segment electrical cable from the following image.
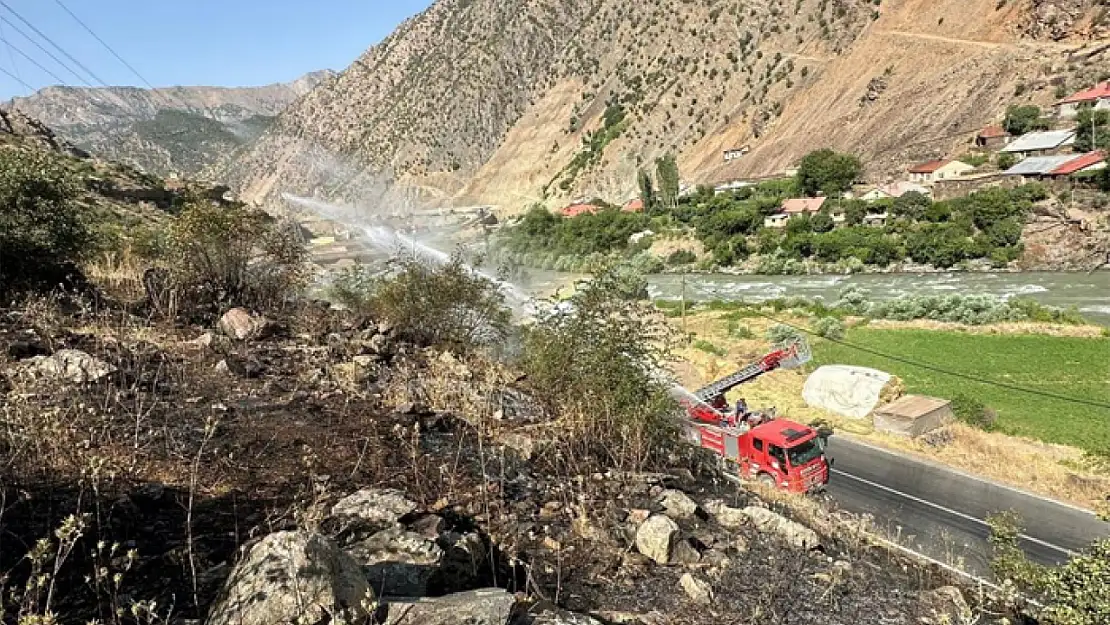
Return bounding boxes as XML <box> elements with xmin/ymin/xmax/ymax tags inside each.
<box><xmin>0</xmin><ymin>14</ymin><xmax>91</xmax><ymax>86</ymax></box>
<box><xmin>51</xmin><ymin>0</ymin><xmax>155</xmax><ymax>90</ymax></box>
<box><xmin>0</xmin><ymin>0</ymin><xmax>108</xmax><ymax>87</ymax></box>
<box><xmin>0</xmin><ymin>30</ymin><xmax>68</xmax><ymax>86</ymax></box>
<box><xmin>0</xmin><ymin>60</ymin><xmax>33</xmax><ymax>92</ymax></box>
<box><xmin>682</xmin><ymin>281</ymin><xmax>1110</xmax><ymax>410</ymax></box>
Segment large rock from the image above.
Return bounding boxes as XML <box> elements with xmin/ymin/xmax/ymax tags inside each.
<box><xmin>741</xmin><ymin>507</ymin><xmax>821</xmax><ymax>550</ymax></box>
<box><xmin>205</xmin><ymin>531</ymin><xmax>372</xmax><ymax>625</ymax></box>
<box><xmin>347</xmin><ymin>526</ymin><xmax>444</xmax><ymax>597</ymax></box>
<box><xmin>635</xmin><ymin>514</ymin><xmax>679</xmax><ymax>565</ymax></box>
<box><xmin>383</xmin><ymin>588</ymin><xmax>515</xmax><ymax>625</ymax></box>
<box><xmin>25</xmin><ymin>349</ymin><xmax>116</xmax><ymax>383</ymax></box>
<box><xmin>437</xmin><ymin>531</ymin><xmax>489</xmax><ymax>591</ymax></box>
<box><xmin>802</xmin><ymin>365</ymin><xmax>892</xmax><ymax>419</ymax></box>
<box><xmin>331</xmin><ymin>488</ymin><xmax>418</xmax><ymax>531</ymax></box>
<box><xmin>217</xmin><ymin>308</ymin><xmax>275</xmax><ymax>341</ymax></box>
<box><xmin>679</xmin><ymin>573</ymin><xmax>713</xmax><ymax>605</ymax></box>
<box><xmin>657</xmin><ymin>489</ymin><xmax>699</xmax><ymax>520</ymax></box>
<box><xmin>702</xmin><ymin>500</ymin><xmax>747</xmax><ymax>530</ymax></box>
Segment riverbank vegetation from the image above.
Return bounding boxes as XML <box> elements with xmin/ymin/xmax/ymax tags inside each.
<box><xmin>500</xmin><ymin>148</ymin><xmax>1069</xmax><ymax>274</ymax></box>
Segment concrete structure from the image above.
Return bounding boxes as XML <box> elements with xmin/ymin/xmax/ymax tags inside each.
<box><xmin>862</xmin><ymin>212</ymin><xmax>889</xmax><ymax>227</ymax></box>
<box><xmin>763</xmin><ymin>213</ymin><xmax>790</xmax><ymax>228</ymax></box>
<box><xmin>976</xmin><ymin>125</ymin><xmax>1010</xmax><ymax>149</ymax></box>
<box><xmin>1001</xmin><ymin>130</ymin><xmax>1076</xmax><ymax>157</ymax></box>
<box><xmin>907</xmin><ymin>159</ymin><xmax>975</xmax><ymax>184</ymax></box>
<box><xmin>873</xmin><ymin>395</ymin><xmax>954</xmax><ymax>438</ymax></box>
<box><xmin>932</xmin><ymin>172</ymin><xmax>1018</xmax><ymax>201</ymax></box>
<box><xmin>1054</xmin><ymin>81</ymin><xmax>1110</xmax><ymax>118</ymax></box>
<box><xmin>714</xmin><ymin>179</ymin><xmax>756</xmax><ymax>195</ymax></box>
<box><xmin>723</xmin><ymin>146</ymin><xmax>750</xmax><ymax>162</ymax></box>
<box><xmin>861</xmin><ymin>181</ymin><xmax>931</xmax><ymax>201</ymax></box>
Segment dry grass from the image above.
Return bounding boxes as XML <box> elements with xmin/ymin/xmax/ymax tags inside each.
<box><xmin>863</xmin><ymin>318</ymin><xmax>1105</xmax><ymax>338</ymax></box>
<box><xmin>84</xmin><ymin>248</ymin><xmax>148</xmax><ymax>302</ymax></box>
<box><xmin>670</xmin><ymin>309</ymin><xmax>1110</xmax><ymax>509</ymax></box>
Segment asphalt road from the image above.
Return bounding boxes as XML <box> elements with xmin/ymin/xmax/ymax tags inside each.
<box><xmin>825</xmin><ymin>435</ymin><xmax>1110</xmax><ymax>577</ymax></box>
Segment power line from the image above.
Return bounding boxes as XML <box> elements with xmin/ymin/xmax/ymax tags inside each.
<box><xmin>684</xmin><ymin>283</ymin><xmax>1110</xmax><ymax>410</ymax></box>
<box><xmin>50</xmin><ymin>0</ymin><xmax>155</xmax><ymax>90</ymax></box>
<box><xmin>0</xmin><ymin>61</ymin><xmax>33</xmax><ymax>92</ymax></box>
<box><xmin>0</xmin><ymin>0</ymin><xmax>108</xmax><ymax>87</ymax></box>
<box><xmin>0</xmin><ymin>13</ymin><xmax>21</xmax><ymax>91</ymax></box>
<box><xmin>0</xmin><ymin>29</ymin><xmax>68</xmax><ymax>86</ymax></box>
<box><xmin>0</xmin><ymin>14</ymin><xmax>90</xmax><ymax>86</ymax></box>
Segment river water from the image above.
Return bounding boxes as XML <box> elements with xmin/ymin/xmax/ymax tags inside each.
<box><xmin>511</xmin><ymin>269</ymin><xmax>1110</xmax><ymax>326</ymax></box>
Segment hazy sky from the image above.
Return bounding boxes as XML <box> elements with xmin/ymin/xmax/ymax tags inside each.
<box><xmin>0</xmin><ymin>0</ymin><xmax>434</xmax><ymax>99</ymax></box>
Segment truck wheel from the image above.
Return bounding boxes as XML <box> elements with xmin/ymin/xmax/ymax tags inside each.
<box><xmin>757</xmin><ymin>473</ymin><xmax>777</xmax><ymax>489</ymax></box>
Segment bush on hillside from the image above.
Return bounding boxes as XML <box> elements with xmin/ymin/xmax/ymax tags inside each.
<box><xmin>520</xmin><ymin>266</ymin><xmax>677</xmax><ymax>471</ymax></box>
<box><xmin>812</xmin><ymin>316</ymin><xmax>845</xmax><ymax>340</ymax></box>
<box><xmin>0</xmin><ymin>149</ymin><xmax>89</xmax><ymax>295</ymax></box>
<box><xmin>163</xmin><ymin>199</ymin><xmax>307</xmax><ymax>316</ymax></box>
<box><xmin>666</xmin><ymin>249</ymin><xmax>697</xmax><ymax>266</ymax></box>
<box><xmin>766</xmin><ymin>323</ymin><xmax>804</xmax><ymax>344</ymax></box>
<box><xmin>950</xmin><ymin>393</ymin><xmax>997</xmax><ymax>430</ymax></box>
<box><xmin>337</xmin><ymin>255</ymin><xmax>511</xmax><ymax>352</ymax></box>
<box><xmin>797</xmin><ymin>149</ymin><xmax>862</xmax><ymax>197</ymax></box>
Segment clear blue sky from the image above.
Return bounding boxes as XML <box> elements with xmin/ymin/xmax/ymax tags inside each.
<box><xmin>0</xmin><ymin>0</ymin><xmax>433</xmax><ymax>99</ymax></box>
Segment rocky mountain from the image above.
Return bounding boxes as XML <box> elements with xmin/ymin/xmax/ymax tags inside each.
<box><xmin>226</xmin><ymin>0</ymin><xmax>1109</xmax><ymax>211</ymax></box>
<box><xmin>7</xmin><ymin>70</ymin><xmax>336</xmax><ymax>178</ymax></box>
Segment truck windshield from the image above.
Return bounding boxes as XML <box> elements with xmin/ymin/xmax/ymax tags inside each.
<box><xmin>786</xmin><ymin>439</ymin><xmax>823</xmax><ymax>467</ymax></box>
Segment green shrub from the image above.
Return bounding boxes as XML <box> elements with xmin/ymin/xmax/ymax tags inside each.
<box><xmin>727</xmin><ymin>319</ymin><xmax>755</xmax><ymax>339</ymax></box>
<box><xmin>693</xmin><ymin>339</ymin><xmax>727</xmax><ymax>356</ymax></box>
<box><xmin>164</xmin><ymin>199</ymin><xmax>307</xmax><ymax>316</ymax></box>
<box><xmin>666</xmin><ymin>249</ymin><xmax>697</xmax><ymax>266</ymax></box>
<box><xmin>520</xmin><ymin>266</ymin><xmax>677</xmax><ymax>470</ymax></box>
<box><xmin>812</xmin><ymin>316</ymin><xmax>845</xmax><ymax>340</ymax></box>
<box><xmin>0</xmin><ymin>149</ymin><xmax>89</xmax><ymax>295</ymax></box>
<box><xmin>341</xmin><ymin>255</ymin><xmax>511</xmax><ymax>352</ymax></box>
<box><xmin>766</xmin><ymin>323</ymin><xmax>803</xmax><ymax>343</ymax></box>
<box><xmin>950</xmin><ymin>393</ymin><xmax>997</xmax><ymax>430</ymax></box>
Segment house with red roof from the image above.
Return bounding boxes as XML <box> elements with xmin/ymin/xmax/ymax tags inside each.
<box><xmin>1055</xmin><ymin>82</ymin><xmax>1110</xmax><ymax>119</ymax></box>
<box><xmin>907</xmin><ymin>159</ymin><xmax>975</xmax><ymax>184</ymax></box>
<box><xmin>560</xmin><ymin>203</ymin><xmax>601</xmax><ymax>218</ymax></box>
<box><xmin>1048</xmin><ymin>150</ymin><xmax>1106</xmax><ymax>176</ymax></box>
<box><xmin>975</xmin><ymin>125</ymin><xmax>1010</xmax><ymax>149</ymax></box>
<box><xmin>623</xmin><ymin>198</ymin><xmax>645</xmax><ymax>213</ymax></box>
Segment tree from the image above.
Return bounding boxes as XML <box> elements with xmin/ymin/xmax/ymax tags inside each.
<box><xmin>638</xmin><ymin>169</ymin><xmax>657</xmax><ymax>213</ymax></box>
<box><xmin>997</xmin><ymin>152</ymin><xmax>1018</xmax><ymax>171</ymax></box>
<box><xmin>655</xmin><ymin>153</ymin><xmax>680</xmax><ymax>210</ymax></box>
<box><xmin>810</xmin><ymin>210</ymin><xmax>835</xmax><ymax>233</ymax></box>
<box><xmin>1074</xmin><ymin>108</ymin><xmax>1110</xmax><ymax>153</ymax></box>
<box><xmin>892</xmin><ymin>191</ymin><xmax>931</xmax><ymax>221</ymax></box>
<box><xmin>1002</xmin><ymin>104</ymin><xmax>1048</xmax><ymax>136</ymax></box>
<box><xmin>0</xmin><ymin>149</ymin><xmax>87</xmax><ymax>295</ymax></box>
<box><xmin>797</xmin><ymin>149</ymin><xmax>862</xmax><ymax>197</ymax></box>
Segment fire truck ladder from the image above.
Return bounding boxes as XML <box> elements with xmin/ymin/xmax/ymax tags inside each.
<box><xmin>692</xmin><ymin>338</ymin><xmax>811</xmax><ymax>403</ymax></box>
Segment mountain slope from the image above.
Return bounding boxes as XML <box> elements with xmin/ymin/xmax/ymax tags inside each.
<box><xmin>8</xmin><ymin>70</ymin><xmax>336</xmax><ymax>178</ymax></box>
<box><xmin>227</xmin><ymin>0</ymin><xmax>1110</xmax><ymax>211</ymax></box>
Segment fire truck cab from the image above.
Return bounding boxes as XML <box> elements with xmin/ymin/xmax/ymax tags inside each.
<box><xmin>683</xmin><ymin>418</ymin><xmax>829</xmax><ymax>493</ymax></box>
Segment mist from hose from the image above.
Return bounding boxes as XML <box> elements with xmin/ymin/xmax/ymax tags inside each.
<box><xmin>281</xmin><ymin>193</ymin><xmax>535</xmax><ymax>316</ymax></box>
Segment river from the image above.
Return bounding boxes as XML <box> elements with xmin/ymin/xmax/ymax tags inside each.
<box><xmin>510</xmin><ymin>269</ymin><xmax>1110</xmax><ymax>326</ymax></box>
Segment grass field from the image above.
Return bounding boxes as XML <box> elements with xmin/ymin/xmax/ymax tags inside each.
<box><xmin>811</xmin><ymin>328</ymin><xmax>1110</xmax><ymax>455</ymax></box>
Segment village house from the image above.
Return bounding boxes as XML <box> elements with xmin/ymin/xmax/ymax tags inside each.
<box><xmin>1054</xmin><ymin>82</ymin><xmax>1110</xmax><ymax>119</ymax></box>
<box><xmin>975</xmin><ymin>125</ymin><xmax>1011</xmax><ymax>149</ymax></box>
<box><xmin>623</xmin><ymin>198</ymin><xmax>645</xmax><ymax>213</ymax></box>
<box><xmin>763</xmin><ymin>213</ymin><xmax>791</xmax><ymax>229</ymax></box>
<box><xmin>714</xmin><ymin>179</ymin><xmax>756</xmax><ymax>195</ymax></box>
<box><xmin>907</xmin><ymin>159</ymin><xmax>975</xmax><ymax>184</ymax></box>
<box><xmin>560</xmin><ymin>203</ymin><xmax>600</xmax><ymax>218</ymax></box>
<box><xmin>1001</xmin><ymin>129</ymin><xmax>1077</xmax><ymax>158</ymax></box>
<box><xmin>781</xmin><ymin>197</ymin><xmax>828</xmax><ymax>216</ymax></box>
<box><xmin>1001</xmin><ymin>151</ymin><xmax>1106</xmax><ymax>181</ymax></box>
<box><xmin>863</xmin><ymin>212</ymin><xmax>890</xmax><ymax>228</ymax></box>
<box><xmin>860</xmin><ymin>181</ymin><xmax>931</xmax><ymax>201</ymax></box>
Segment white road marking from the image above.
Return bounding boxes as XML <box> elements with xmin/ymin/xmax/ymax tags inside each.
<box><xmin>832</xmin><ymin>436</ymin><xmax>1101</xmax><ymax>516</ymax></box>
<box><xmin>832</xmin><ymin>468</ymin><xmax>1074</xmax><ymax>557</ymax></box>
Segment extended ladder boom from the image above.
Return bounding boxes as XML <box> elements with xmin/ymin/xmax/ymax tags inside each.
<box><xmin>692</xmin><ymin>338</ymin><xmax>811</xmax><ymax>404</ymax></box>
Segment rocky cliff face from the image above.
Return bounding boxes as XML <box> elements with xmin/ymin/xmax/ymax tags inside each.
<box><xmin>227</xmin><ymin>0</ymin><xmax>1109</xmax><ymax>213</ymax></box>
<box><xmin>7</xmin><ymin>70</ymin><xmax>336</xmax><ymax>178</ymax></box>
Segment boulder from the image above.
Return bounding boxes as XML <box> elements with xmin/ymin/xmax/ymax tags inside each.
<box><xmin>217</xmin><ymin>308</ymin><xmax>275</xmax><ymax>341</ymax></box>
<box><xmin>657</xmin><ymin>489</ymin><xmax>699</xmax><ymax>520</ymax></box>
<box><xmin>741</xmin><ymin>506</ymin><xmax>821</xmax><ymax>550</ymax></box>
<box><xmin>679</xmin><ymin>573</ymin><xmax>713</xmax><ymax>605</ymax></box>
<box><xmin>526</xmin><ymin>607</ymin><xmax>605</xmax><ymax>625</ymax></box>
<box><xmin>26</xmin><ymin>349</ymin><xmax>116</xmax><ymax>383</ymax></box>
<box><xmin>437</xmin><ymin>531</ymin><xmax>489</xmax><ymax>591</ymax></box>
<box><xmin>346</xmin><ymin>526</ymin><xmax>444</xmax><ymax>597</ymax></box>
<box><xmin>383</xmin><ymin>588</ymin><xmax>515</xmax><ymax>625</ymax></box>
<box><xmin>205</xmin><ymin>531</ymin><xmax>372</xmax><ymax>625</ymax></box>
<box><xmin>670</xmin><ymin>538</ymin><xmax>701</xmax><ymax>565</ymax></box>
<box><xmin>703</xmin><ymin>500</ymin><xmax>747</xmax><ymax>530</ymax></box>
<box><xmin>919</xmin><ymin>586</ymin><xmax>971</xmax><ymax>625</ymax></box>
<box><xmin>331</xmin><ymin>488</ymin><xmax>418</xmax><ymax>532</ymax></box>
<box><xmin>635</xmin><ymin>514</ymin><xmax>679</xmax><ymax>565</ymax></box>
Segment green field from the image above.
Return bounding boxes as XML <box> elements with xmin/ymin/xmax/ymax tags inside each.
<box><xmin>811</xmin><ymin>328</ymin><xmax>1110</xmax><ymax>454</ymax></box>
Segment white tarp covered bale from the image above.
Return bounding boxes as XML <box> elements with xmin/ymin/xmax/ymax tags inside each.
<box><xmin>803</xmin><ymin>365</ymin><xmax>892</xmax><ymax>419</ymax></box>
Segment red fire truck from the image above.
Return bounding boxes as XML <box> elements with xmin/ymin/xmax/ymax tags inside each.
<box><xmin>673</xmin><ymin>339</ymin><xmax>831</xmax><ymax>494</ymax></box>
